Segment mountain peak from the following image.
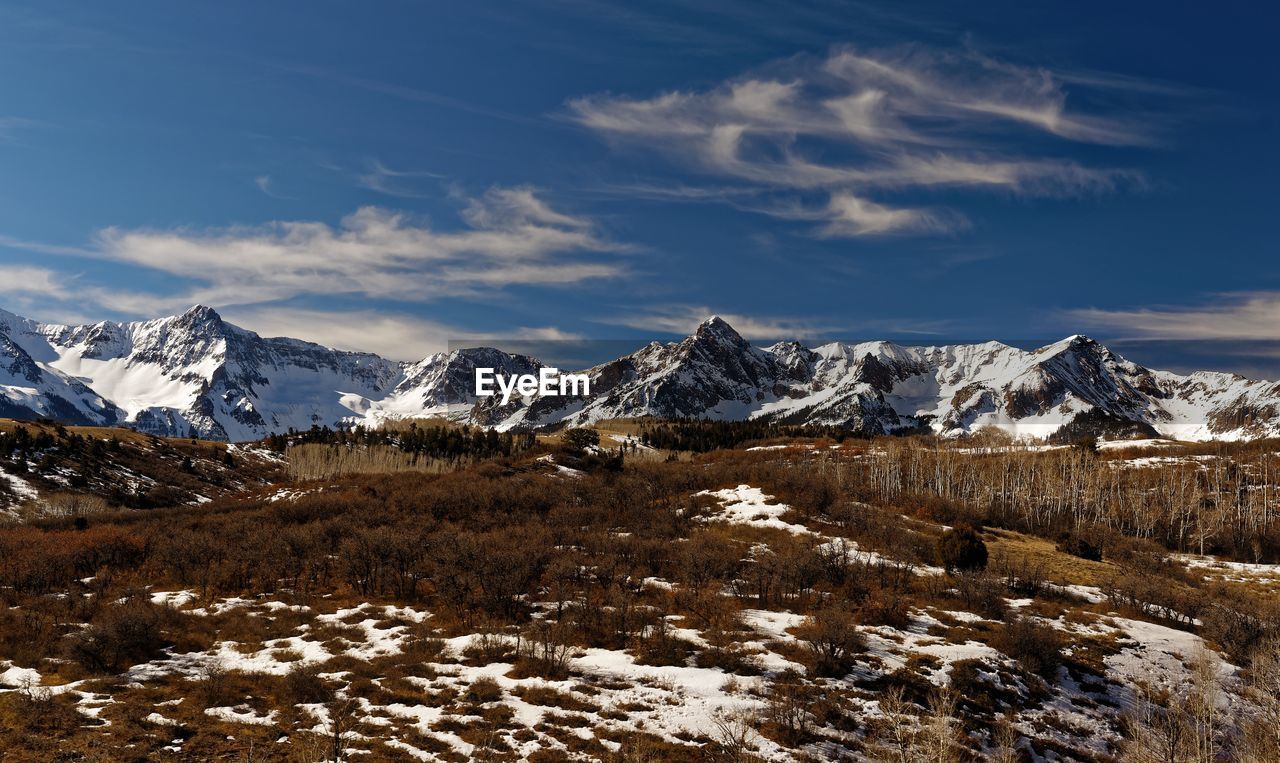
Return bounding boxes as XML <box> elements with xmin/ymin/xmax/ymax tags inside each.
<box><xmin>693</xmin><ymin>315</ymin><xmax>746</xmax><ymax>345</ymax></box>
<box><xmin>180</xmin><ymin>304</ymin><xmax>222</xmax><ymax>322</ymax></box>
<box><xmin>1037</xmin><ymin>334</ymin><xmax>1104</xmax><ymax>357</ymax></box>
<box><xmin>170</xmin><ymin>305</ymin><xmax>227</xmax><ymax>335</ymax></box>
<box><xmin>4</xmin><ymin>301</ymin><xmax>1280</xmax><ymax>442</ymax></box>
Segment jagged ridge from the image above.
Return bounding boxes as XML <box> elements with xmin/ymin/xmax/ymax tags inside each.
<box><xmin>2</xmin><ymin>307</ymin><xmax>1278</xmax><ymax>442</ymax></box>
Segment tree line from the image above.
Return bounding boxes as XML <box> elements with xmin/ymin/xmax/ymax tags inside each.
<box><xmin>638</xmin><ymin>418</ymin><xmax>857</xmax><ymax>452</ymax></box>
<box><xmin>264</xmin><ymin>422</ymin><xmax>535</xmax><ymax>460</ymax></box>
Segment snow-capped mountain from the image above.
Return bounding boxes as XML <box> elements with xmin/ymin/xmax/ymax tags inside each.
<box><xmin>0</xmin><ymin>305</ymin><xmax>549</xmax><ymax>441</ymax></box>
<box><xmin>15</xmin><ymin>305</ymin><xmax>403</xmax><ymax>440</ymax></box>
<box><xmin>2</xmin><ymin>307</ymin><xmax>1279</xmax><ymax>442</ymax></box>
<box><xmin>479</xmin><ymin>317</ymin><xmax>1280</xmax><ymax>441</ymax></box>
<box><xmin>0</xmin><ymin>309</ymin><xmax>119</xmax><ymax>425</ymax></box>
<box><xmin>358</xmin><ymin>347</ymin><xmax>543</xmax><ymax>427</ymax></box>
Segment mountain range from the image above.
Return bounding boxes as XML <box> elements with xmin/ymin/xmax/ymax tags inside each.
<box><xmin>2</xmin><ymin>305</ymin><xmax>1277</xmax><ymax>442</ymax></box>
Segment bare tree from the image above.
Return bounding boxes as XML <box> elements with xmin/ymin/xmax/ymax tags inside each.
<box><xmin>1123</xmin><ymin>652</ymin><xmax>1227</xmax><ymax>763</ymax></box>
<box><xmin>919</xmin><ymin>688</ymin><xmax>963</xmax><ymax>763</ymax></box>
<box><xmin>712</xmin><ymin>707</ymin><xmax>760</xmax><ymax>762</ymax></box>
<box><xmin>869</xmin><ymin>686</ymin><xmax>923</xmax><ymax>763</ymax></box>
<box><xmin>1185</xmin><ymin>648</ymin><xmax>1225</xmax><ymax>763</ymax></box>
<box><xmin>1239</xmin><ymin>639</ymin><xmax>1280</xmax><ymax>762</ymax></box>
<box><xmin>989</xmin><ymin>712</ymin><xmax>1022</xmax><ymax>763</ymax></box>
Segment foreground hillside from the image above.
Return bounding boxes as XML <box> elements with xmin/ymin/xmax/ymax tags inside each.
<box><xmin>0</xmin><ymin>420</ymin><xmax>284</xmax><ymax>518</ymax></box>
<box><xmin>5</xmin><ymin>304</ymin><xmax>1280</xmax><ymax>442</ymax></box>
<box><xmin>0</xmin><ymin>432</ymin><xmax>1278</xmax><ymax>761</ymax></box>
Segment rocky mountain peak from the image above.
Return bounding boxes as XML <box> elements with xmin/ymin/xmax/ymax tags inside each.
<box><xmin>692</xmin><ymin>315</ymin><xmax>747</xmax><ymax>347</ymax></box>
<box><xmin>2</xmin><ymin>306</ymin><xmax>1280</xmax><ymax>442</ymax></box>
<box><xmin>170</xmin><ymin>304</ymin><xmax>228</xmax><ymax>336</ymax></box>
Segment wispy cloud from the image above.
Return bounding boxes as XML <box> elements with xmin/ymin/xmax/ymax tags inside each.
<box><xmin>1069</xmin><ymin>292</ymin><xmax>1280</xmax><ymax>341</ymax></box>
<box><xmin>0</xmin><ymin>116</ymin><xmax>41</xmax><ymax>143</ymax></box>
<box><xmin>29</xmin><ymin>186</ymin><xmax>629</xmax><ymax>314</ymax></box>
<box><xmin>0</xmin><ymin>233</ymin><xmax>96</xmax><ymax>257</ymax></box>
<box><xmin>0</xmin><ymin>265</ymin><xmax>70</xmax><ymax>298</ymax></box>
<box><xmin>221</xmin><ymin>305</ymin><xmax>581</xmax><ymax>361</ymax></box>
<box><xmin>355</xmin><ymin>159</ymin><xmax>446</xmax><ymax>198</ymax></box>
<box><xmin>282</xmin><ymin>64</ymin><xmax>551</xmax><ymax>129</ymax></box>
<box><xmin>218</xmin><ymin>306</ymin><xmax>457</xmax><ymax>359</ymax></box>
<box><xmin>602</xmin><ymin>303</ymin><xmax>957</xmax><ymax>342</ymax></box>
<box><xmin>253</xmin><ymin>174</ymin><xmax>293</xmax><ymax>200</ymax></box>
<box><xmin>602</xmin><ymin>305</ymin><xmax>842</xmax><ymax>340</ymax></box>
<box><xmin>568</xmin><ymin>44</ymin><xmax>1167</xmax><ymax>237</ymax></box>
<box><xmin>758</xmin><ymin>191</ymin><xmax>964</xmax><ymax>237</ymax></box>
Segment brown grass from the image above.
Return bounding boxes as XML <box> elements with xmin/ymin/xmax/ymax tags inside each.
<box><xmin>984</xmin><ymin>528</ymin><xmax>1119</xmax><ymax>587</ymax></box>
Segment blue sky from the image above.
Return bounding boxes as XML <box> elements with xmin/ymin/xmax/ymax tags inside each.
<box><xmin>0</xmin><ymin>1</ymin><xmax>1276</xmax><ymax>373</ymax></box>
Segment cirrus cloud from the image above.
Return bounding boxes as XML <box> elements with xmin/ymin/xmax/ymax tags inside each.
<box><xmin>1069</xmin><ymin>292</ymin><xmax>1280</xmax><ymax>341</ymax></box>
<box><xmin>80</xmin><ymin>185</ymin><xmax>632</xmax><ymax>313</ymax></box>
<box><xmin>222</xmin><ymin>305</ymin><xmax>584</xmax><ymax>361</ymax></box>
<box><xmin>569</xmin><ymin>44</ymin><xmax>1167</xmax><ymax>237</ymax></box>
<box><xmin>0</xmin><ymin>265</ymin><xmax>71</xmax><ymax>299</ymax></box>
<box><xmin>599</xmin><ymin>304</ymin><xmax>843</xmax><ymax>340</ymax></box>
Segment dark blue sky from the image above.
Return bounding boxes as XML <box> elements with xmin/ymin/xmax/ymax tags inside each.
<box><xmin>0</xmin><ymin>1</ymin><xmax>1276</xmax><ymax>373</ymax></box>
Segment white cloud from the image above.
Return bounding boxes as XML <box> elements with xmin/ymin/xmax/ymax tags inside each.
<box><xmin>356</xmin><ymin>159</ymin><xmax>445</xmax><ymax>198</ymax></box>
<box><xmin>1069</xmin><ymin>292</ymin><xmax>1280</xmax><ymax>340</ymax></box>
<box><xmin>819</xmin><ymin>193</ymin><xmax>939</xmax><ymax>237</ymax></box>
<box><xmin>0</xmin><ymin>265</ymin><xmax>70</xmax><ymax>298</ymax></box>
<box><xmin>224</xmin><ymin>306</ymin><xmax>458</xmax><ymax>359</ymax></box>
<box><xmin>569</xmin><ymin>44</ymin><xmax>1160</xmax><ymax>237</ymax></box>
<box><xmin>224</xmin><ymin>306</ymin><xmax>582</xmax><ymax>361</ymax></box>
<box><xmin>0</xmin><ymin>234</ymin><xmax>96</xmax><ymax>257</ymax></box>
<box><xmin>602</xmin><ymin>305</ymin><xmax>840</xmax><ymax>340</ymax></box>
<box><xmin>82</xmin><ymin>185</ymin><xmax>629</xmax><ymax>311</ymax></box>
<box><xmin>253</xmin><ymin>175</ymin><xmax>293</xmax><ymax>200</ymax></box>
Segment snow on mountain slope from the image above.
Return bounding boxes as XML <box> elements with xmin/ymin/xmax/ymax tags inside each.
<box><xmin>0</xmin><ymin>305</ymin><xmax>548</xmax><ymax>441</ymax></box>
<box><xmin>0</xmin><ymin>309</ymin><xmax>118</xmax><ymax>425</ymax></box>
<box><xmin>362</xmin><ymin>347</ymin><xmax>543</xmax><ymax>427</ymax></box>
<box><xmin>35</xmin><ymin>306</ymin><xmax>405</xmax><ymax>440</ymax></box>
<box><xmin>2</xmin><ymin>306</ymin><xmax>1279</xmax><ymax>442</ymax></box>
<box><xmin>483</xmin><ymin>318</ymin><xmax>1280</xmax><ymax>441</ymax></box>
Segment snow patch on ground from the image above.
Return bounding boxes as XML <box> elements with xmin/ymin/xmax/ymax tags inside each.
<box><xmin>1096</xmin><ymin>438</ymin><xmax>1180</xmax><ymax>450</ymax></box>
<box><xmin>537</xmin><ymin>454</ymin><xmax>584</xmax><ymax>478</ymax></box>
<box><xmin>1177</xmin><ymin>554</ymin><xmax>1280</xmax><ymax>584</ymax></box>
<box><xmin>151</xmin><ymin>590</ymin><xmax>198</xmax><ymax>608</ymax></box>
<box><xmin>205</xmin><ymin>704</ymin><xmax>279</xmax><ymax>726</ymax></box>
<box><xmin>0</xmin><ymin>466</ymin><xmax>39</xmax><ymax>504</ymax></box>
<box><xmin>695</xmin><ymin>485</ymin><xmax>814</xmax><ymax>535</ymax></box>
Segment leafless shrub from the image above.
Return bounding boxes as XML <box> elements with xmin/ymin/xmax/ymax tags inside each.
<box><xmin>711</xmin><ymin>707</ymin><xmax>760</xmax><ymax>762</ymax></box>
<box><xmin>991</xmin><ymin>615</ymin><xmax>1063</xmax><ymax>679</ymax></box>
<box><xmin>760</xmin><ymin>670</ymin><xmax>814</xmax><ymax>746</ymax></box>
<box><xmin>284</xmin><ymin>662</ymin><xmax>333</xmax><ymax>705</ymax></box>
<box><xmin>23</xmin><ymin>492</ymin><xmax>109</xmax><ymax>521</ymax></box>
<box><xmin>513</xmin><ymin>618</ymin><xmax>573</xmax><ymax>679</ymax></box>
<box><xmin>63</xmin><ymin>599</ymin><xmax>166</xmax><ymax>673</ymax></box>
<box><xmin>464</xmin><ymin>676</ymin><xmax>504</xmax><ymax>705</ymax></box>
<box><xmin>1239</xmin><ymin>639</ymin><xmax>1280</xmax><ymax>762</ymax></box>
<box><xmin>794</xmin><ymin>607</ymin><xmax>863</xmax><ymax>677</ymax></box>
<box><xmin>1123</xmin><ymin>647</ymin><xmax>1227</xmax><ymax>763</ymax></box>
<box><xmin>463</xmin><ymin>630</ymin><xmax>515</xmax><ymax>664</ymax></box>
<box><xmin>989</xmin><ymin>712</ymin><xmax>1022</xmax><ymax>763</ymax></box>
<box><xmin>868</xmin><ymin>686</ymin><xmax>922</xmax><ymax>763</ymax></box>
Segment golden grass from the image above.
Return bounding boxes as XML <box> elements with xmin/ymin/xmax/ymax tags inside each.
<box><xmin>0</xmin><ymin>419</ymin><xmax>158</xmax><ymax>446</ymax></box>
<box><xmin>585</xmin><ymin>418</ymin><xmax>653</xmax><ymax>435</ymax></box>
<box><xmin>375</xmin><ymin>416</ymin><xmax>463</xmax><ymax>432</ymax></box>
<box><xmin>0</xmin><ymin>419</ymin><xmax>240</xmax><ymax>453</ymax></box>
<box><xmin>984</xmin><ymin>529</ymin><xmax>1120</xmax><ymax>587</ymax></box>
